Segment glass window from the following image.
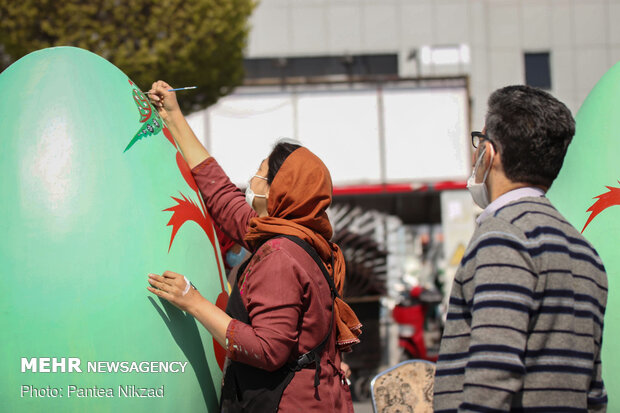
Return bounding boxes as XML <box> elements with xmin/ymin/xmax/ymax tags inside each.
<box><xmin>524</xmin><ymin>52</ymin><xmax>552</xmax><ymax>90</ymax></box>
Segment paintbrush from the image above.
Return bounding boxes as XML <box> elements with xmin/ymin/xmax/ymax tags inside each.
<box><xmin>145</xmin><ymin>86</ymin><xmax>197</xmax><ymax>94</ymax></box>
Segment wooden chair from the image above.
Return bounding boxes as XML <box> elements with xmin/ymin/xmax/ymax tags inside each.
<box><xmin>370</xmin><ymin>359</ymin><xmax>435</xmax><ymax>413</ymax></box>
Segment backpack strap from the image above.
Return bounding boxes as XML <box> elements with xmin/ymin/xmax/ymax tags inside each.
<box><xmin>277</xmin><ymin>235</ymin><xmax>340</xmax><ymax>388</ymax></box>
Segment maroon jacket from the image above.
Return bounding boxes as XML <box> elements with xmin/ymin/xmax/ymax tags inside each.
<box><xmin>192</xmin><ymin>157</ymin><xmax>354</xmax><ymax>412</ymax></box>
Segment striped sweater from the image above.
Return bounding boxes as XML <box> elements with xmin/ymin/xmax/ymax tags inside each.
<box><xmin>434</xmin><ymin>196</ymin><xmax>608</xmax><ymax>413</ymax></box>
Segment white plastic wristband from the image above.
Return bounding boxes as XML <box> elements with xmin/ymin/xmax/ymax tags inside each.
<box><xmin>182</xmin><ymin>276</ymin><xmax>191</xmax><ymax>296</ymax></box>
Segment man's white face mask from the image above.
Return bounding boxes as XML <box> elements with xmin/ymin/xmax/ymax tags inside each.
<box><xmin>467</xmin><ymin>144</ymin><xmax>495</xmax><ymax>209</ymax></box>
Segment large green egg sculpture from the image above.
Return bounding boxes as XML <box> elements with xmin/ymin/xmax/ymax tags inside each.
<box><xmin>547</xmin><ymin>62</ymin><xmax>620</xmax><ymax>409</ymax></box>
<box><xmin>0</xmin><ymin>47</ymin><xmax>228</xmax><ymax>412</ymax></box>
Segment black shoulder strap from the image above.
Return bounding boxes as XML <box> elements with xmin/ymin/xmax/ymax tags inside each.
<box><xmin>278</xmin><ymin>235</ymin><xmax>341</xmax><ymax>299</ymax></box>
<box><xmin>277</xmin><ymin>235</ymin><xmax>340</xmax><ymax>387</ymax></box>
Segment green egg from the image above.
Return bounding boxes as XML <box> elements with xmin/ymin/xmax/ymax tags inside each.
<box><xmin>0</xmin><ymin>47</ymin><xmax>226</xmax><ymax>412</ymax></box>
<box><xmin>548</xmin><ymin>62</ymin><xmax>620</xmax><ymax>409</ymax></box>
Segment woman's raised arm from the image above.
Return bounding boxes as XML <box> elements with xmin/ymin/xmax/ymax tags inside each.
<box><xmin>148</xmin><ymin>80</ymin><xmax>210</xmax><ymax>169</ymax></box>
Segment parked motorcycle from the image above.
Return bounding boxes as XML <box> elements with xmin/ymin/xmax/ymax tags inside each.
<box><xmin>392</xmin><ymin>285</ymin><xmax>442</xmax><ymax>362</ymax></box>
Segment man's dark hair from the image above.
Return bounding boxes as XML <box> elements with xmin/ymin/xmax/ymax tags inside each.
<box><xmin>485</xmin><ymin>85</ymin><xmax>575</xmax><ymax>188</ymax></box>
<box><xmin>267</xmin><ymin>140</ymin><xmax>302</xmax><ymax>184</ymax></box>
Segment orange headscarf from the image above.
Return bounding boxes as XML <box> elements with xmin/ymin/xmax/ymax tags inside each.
<box><xmin>244</xmin><ymin>147</ymin><xmax>362</xmax><ymax>351</ymax></box>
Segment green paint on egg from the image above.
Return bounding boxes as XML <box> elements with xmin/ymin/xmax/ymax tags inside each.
<box><xmin>0</xmin><ymin>47</ymin><xmax>226</xmax><ymax>412</ymax></box>
<box><xmin>548</xmin><ymin>62</ymin><xmax>620</xmax><ymax>409</ymax></box>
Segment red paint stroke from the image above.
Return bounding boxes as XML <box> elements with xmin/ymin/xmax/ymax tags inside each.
<box><xmin>163</xmin><ymin>127</ymin><xmax>177</xmax><ymax>149</ymax></box>
<box><xmin>164</xmin><ymin>193</ymin><xmax>209</xmax><ymax>251</ymax></box>
<box><xmin>582</xmin><ymin>181</ymin><xmax>620</xmax><ymax>232</ymax></box>
<box><xmin>213</xmin><ymin>293</ymin><xmax>229</xmax><ymax>369</ymax></box>
<box><xmin>176</xmin><ymin>152</ymin><xmax>198</xmax><ymax>192</ymax></box>
<box><xmin>173</xmin><ymin>154</ymin><xmax>225</xmax><ymax>290</ymax></box>
<box><xmin>164</xmin><ymin>190</ymin><xmax>229</xmax><ymax>371</ymax></box>
<box><xmin>164</xmin><ymin>191</ymin><xmax>225</xmax><ymax>292</ymax></box>
<box><xmin>170</xmin><ymin>153</ymin><xmax>224</xmax><ymax>288</ymax></box>
<box><xmin>166</xmin><ymin>149</ymin><xmax>229</xmax><ymax>371</ymax></box>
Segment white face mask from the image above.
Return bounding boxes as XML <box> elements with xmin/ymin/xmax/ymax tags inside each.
<box><xmin>467</xmin><ymin>144</ymin><xmax>495</xmax><ymax>209</ymax></box>
<box><xmin>245</xmin><ymin>175</ymin><xmax>268</xmax><ymax>208</ymax></box>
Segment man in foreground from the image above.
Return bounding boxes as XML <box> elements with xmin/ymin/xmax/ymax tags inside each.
<box><xmin>434</xmin><ymin>85</ymin><xmax>608</xmax><ymax>412</ymax></box>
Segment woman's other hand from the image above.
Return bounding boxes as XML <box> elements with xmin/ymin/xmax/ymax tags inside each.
<box><xmin>341</xmin><ymin>361</ymin><xmax>352</xmax><ymax>380</ymax></box>
<box><xmin>148</xmin><ymin>80</ymin><xmax>181</xmax><ymax>121</ymax></box>
<box><xmin>147</xmin><ymin>271</ymin><xmax>199</xmax><ymax>312</ymax></box>
<box><xmin>147</xmin><ymin>271</ymin><xmax>232</xmax><ymax>347</ymax></box>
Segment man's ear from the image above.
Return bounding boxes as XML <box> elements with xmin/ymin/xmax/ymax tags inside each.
<box><xmin>483</xmin><ymin>141</ymin><xmax>496</xmax><ymax>169</ymax></box>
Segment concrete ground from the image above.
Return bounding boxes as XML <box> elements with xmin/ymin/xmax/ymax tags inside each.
<box><xmin>353</xmin><ymin>401</ymin><xmax>374</xmax><ymax>413</ymax></box>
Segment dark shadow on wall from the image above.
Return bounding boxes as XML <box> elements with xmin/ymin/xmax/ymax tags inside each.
<box><xmin>149</xmin><ymin>297</ymin><xmax>219</xmax><ymax>411</ymax></box>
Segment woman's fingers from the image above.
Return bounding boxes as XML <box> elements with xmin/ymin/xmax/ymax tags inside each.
<box><xmin>162</xmin><ymin>271</ymin><xmax>190</xmax><ymax>292</ymax></box>
<box><xmin>151</xmin><ymin>81</ymin><xmax>173</xmax><ymax>98</ymax></box>
<box><xmin>151</xmin><ymin>80</ymin><xmax>170</xmax><ymax>92</ymax></box>
<box><xmin>154</xmin><ymin>80</ymin><xmax>171</xmax><ymax>90</ymax></box>
<box><xmin>147</xmin><ymin>272</ymin><xmax>196</xmax><ymax>313</ymax></box>
<box><xmin>147</xmin><ymin>285</ymin><xmax>173</xmax><ymax>300</ymax></box>
<box><xmin>148</xmin><ymin>274</ymin><xmax>170</xmax><ymax>291</ymax></box>
<box><xmin>148</xmin><ymin>272</ymin><xmax>187</xmax><ymax>296</ymax></box>
<box><xmin>149</xmin><ymin>273</ymin><xmax>165</xmax><ymax>281</ymax></box>
<box><xmin>147</xmin><ymin>92</ymin><xmax>163</xmax><ymax>109</ymax></box>
<box><xmin>146</xmin><ymin>80</ymin><xmax>182</xmax><ymax>117</ymax></box>
<box><xmin>148</xmin><ymin>81</ymin><xmax>170</xmax><ymax>105</ymax></box>
<box><xmin>162</xmin><ymin>270</ymin><xmax>181</xmax><ymax>279</ymax></box>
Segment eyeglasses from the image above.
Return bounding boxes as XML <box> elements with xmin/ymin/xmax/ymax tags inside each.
<box><xmin>471</xmin><ymin>131</ymin><xmax>495</xmax><ymax>149</ymax></box>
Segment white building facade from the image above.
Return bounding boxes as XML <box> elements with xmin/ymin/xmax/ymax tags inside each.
<box><xmin>245</xmin><ymin>0</ymin><xmax>620</xmax><ymax>126</ymax></box>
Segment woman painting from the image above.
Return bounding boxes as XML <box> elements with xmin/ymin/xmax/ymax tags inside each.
<box><xmin>146</xmin><ymin>81</ymin><xmax>361</xmax><ymax>412</ymax></box>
